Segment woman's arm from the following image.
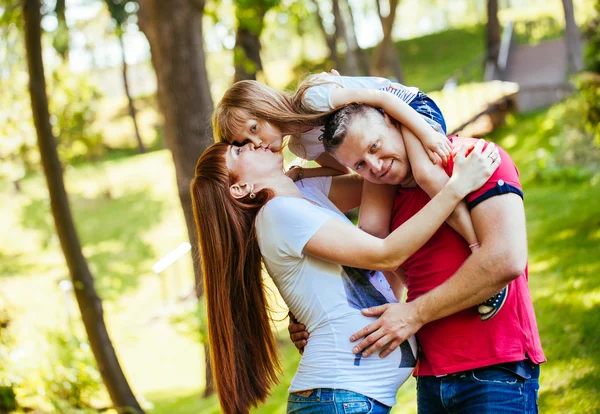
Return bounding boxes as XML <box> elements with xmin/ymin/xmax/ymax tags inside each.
<box><xmin>401</xmin><ymin>125</ymin><xmax>478</xmax><ymax>246</ymax></box>
<box><xmin>329</xmin><ymin>88</ymin><xmax>451</xmax><ymax>164</ymax></box>
<box><xmin>303</xmin><ymin>140</ymin><xmax>500</xmax><ymax>271</ymax></box>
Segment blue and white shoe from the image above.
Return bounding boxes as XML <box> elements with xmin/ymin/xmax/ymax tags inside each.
<box><xmin>477</xmin><ymin>285</ymin><xmax>509</xmax><ymax>321</ymax></box>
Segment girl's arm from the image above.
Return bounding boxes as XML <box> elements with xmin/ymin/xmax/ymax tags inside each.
<box><xmin>401</xmin><ymin>125</ymin><xmax>478</xmax><ymax>246</ymax></box>
<box><xmin>303</xmin><ymin>141</ymin><xmax>500</xmax><ymax>270</ymax></box>
<box><xmin>329</xmin><ymin>88</ymin><xmax>451</xmax><ymax>164</ymax></box>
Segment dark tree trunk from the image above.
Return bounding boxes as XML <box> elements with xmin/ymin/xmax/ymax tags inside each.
<box><xmin>486</xmin><ymin>0</ymin><xmax>501</xmax><ymax>68</ymax></box>
<box><xmin>372</xmin><ymin>0</ymin><xmax>404</xmax><ymax>82</ymax></box>
<box><xmin>137</xmin><ymin>0</ymin><xmax>215</xmax><ymax>397</ymax></box>
<box><xmin>343</xmin><ymin>0</ymin><xmax>370</xmax><ymax>75</ymax></box>
<box><xmin>234</xmin><ymin>22</ymin><xmax>264</xmax><ymax>82</ymax></box>
<box><xmin>118</xmin><ymin>33</ymin><xmax>145</xmax><ymax>154</ymax></box>
<box><xmin>562</xmin><ymin>0</ymin><xmax>583</xmax><ymax>73</ymax></box>
<box><xmin>311</xmin><ymin>0</ymin><xmax>338</xmax><ymax>67</ymax></box>
<box><xmin>332</xmin><ymin>0</ymin><xmax>360</xmax><ymax>75</ymax></box>
<box><xmin>21</xmin><ymin>1</ymin><xmax>143</xmax><ymax>412</ymax></box>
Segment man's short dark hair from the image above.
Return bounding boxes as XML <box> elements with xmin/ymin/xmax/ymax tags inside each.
<box><xmin>322</xmin><ymin>104</ymin><xmax>385</xmax><ymax>154</ymax></box>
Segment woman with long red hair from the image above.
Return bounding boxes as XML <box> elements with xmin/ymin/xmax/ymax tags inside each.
<box><xmin>190</xmin><ymin>139</ymin><xmax>499</xmax><ymax>414</ymax></box>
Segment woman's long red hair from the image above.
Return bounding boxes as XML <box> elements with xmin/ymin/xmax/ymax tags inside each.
<box><xmin>190</xmin><ymin>142</ymin><xmax>280</xmax><ymax>413</ymax></box>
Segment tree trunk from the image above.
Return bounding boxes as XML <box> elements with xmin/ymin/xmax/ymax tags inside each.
<box><xmin>137</xmin><ymin>0</ymin><xmax>215</xmax><ymax>396</ymax></box>
<box><xmin>332</xmin><ymin>0</ymin><xmax>359</xmax><ymax>75</ymax></box>
<box><xmin>372</xmin><ymin>0</ymin><xmax>403</xmax><ymax>82</ymax></box>
<box><xmin>486</xmin><ymin>0</ymin><xmax>501</xmax><ymax>68</ymax></box>
<box><xmin>233</xmin><ymin>21</ymin><xmax>264</xmax><ymax>82</ymax></box>
<box><xmin>562</xmin><ymin>0</ymin><xmax>583</xmax><ymax>73</ymax></box>
<box><xmin>118</xmin><ymin>33</ymin><xmax>145</xmax><ymax>154</ymax></box>
<box><xmin>311</xmin><ymin>0</ymin><xmax>338</xmax><ymax>67</ymax></box>
<box><xmin>21</xmin><ymin>1</ymin><xmax>143</xmax><ymax>412</ymax></box>
<box><xmin>343</xmin><ymin>0</ymin><xmax>370</xmax><ymax>75</ymax></box>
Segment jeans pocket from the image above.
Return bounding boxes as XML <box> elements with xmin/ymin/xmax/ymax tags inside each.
<box><xmin>342</xmin><ymin>401</ymin><xmax>371</xmax><ymax>414</ymax></box>
<box><xmin>471</xmin><ymin>367</ymin><xmax>520</xmax><ymax>384</ymax></box>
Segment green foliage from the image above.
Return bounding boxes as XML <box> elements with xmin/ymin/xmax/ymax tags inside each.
<box><xmin>512</xmin><ymin>15</ymin><xmax>564</xmax><ymax>45</ymax></box>
<box><xmin>169</xmin><ymin>298</ymin><xmax>209</xmax><ymax>345</ymax></box>
<box><xmin>582</xmin><ymin>1</ymin><xmax>600</xmax><ymax>73</ymax></box>
<box><xmin>49</xmin><ymin>67</ymin><xmax>105</xmax><ymax>164</ymax></box>
<box><xmin>575</xmin><ymin>73</ymin><xmax>600</xmax><ymax>146</ymax></box>
<box><xmin>0</xmin><ymin>304</ymin><xmax>18</xmax><ymax>412</ymax></box>
<box><xmin>491</xmin><ymin>93</ymin><xmax>599</xmax><ymax>185</ymax></box>
<box><xmin>41</xmin><ymin>330</ymin><xmax>107</xmax><ymax>413</ymax></box>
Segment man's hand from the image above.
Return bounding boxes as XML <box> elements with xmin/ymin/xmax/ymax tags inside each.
<box><xmin>288</xmin><ymin>312</ymin><xmax>309</xmax><ymax>355</ymax></box>
<box><xmin>349</xmin><ymin>302</ymin><xmax>423</xmax><ymax>358</ymax></box>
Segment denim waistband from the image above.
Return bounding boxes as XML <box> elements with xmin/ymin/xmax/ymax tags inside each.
<box><xmin>443</xmin><ymin>359</ymin><xmax>540</xmax><ymax>380</ymax></box>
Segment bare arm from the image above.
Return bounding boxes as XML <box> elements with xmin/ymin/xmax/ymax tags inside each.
<box><xmin>358</xmin><ymin>181</ymin><xmax>398</xmax><ymax>239</ymax></box>
<box><xmin>351</xmin><ymin>193</ymin><xmax>527</xmax><ymax>357</ymax></box>
<box><xmin>402</xmin><ymin>125</ymin><xmax>478</xmax><ymax>246</ymax></box>
<box><xmin>328</xmin><ymin>174</ymin><xmax>363</xmax><ymax>212</ymax></box>
<box><xmin>304</xmin><ymin>141</ymin><xmax>500</xmax><ymax>271</ymax></box>
<box><xmin>329</xmin><ymin>88</ymin><xmax>451</xmax><ymax>163</ymax></box>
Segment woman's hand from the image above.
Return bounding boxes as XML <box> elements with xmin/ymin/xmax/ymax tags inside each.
<box><xmin>421</xmin><ymin>130</ymin><xmax>453</xmax><ymax>165</ymax></box>
<box><xmin>448</xmin><ymin>139</ymin><xmax>500</xmax><ymax>198</ymax></box>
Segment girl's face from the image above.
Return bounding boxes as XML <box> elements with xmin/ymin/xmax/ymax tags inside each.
<box><xmin>233</xmin><ymin>118</ymin><xmax>284</xmax><ymax>152</ymax></box>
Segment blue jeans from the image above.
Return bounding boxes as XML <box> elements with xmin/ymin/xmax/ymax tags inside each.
<box><xmin>416</xmin><ymin>360</ymin><xmax>540</xmax><ymax>413</ymax></box>
<box><xmin>287</xmin><ymin>388</ymin><xmax>391</xmax><ymax>414</ymax></box>
<box><xmin>409</xmin><ymin>91</ymin><xmax>448</xmax><ymax>135</ymax></box>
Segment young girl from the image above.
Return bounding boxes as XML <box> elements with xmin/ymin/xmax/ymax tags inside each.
<box><xmin>213</xmin><ymin>73</ymin><xmax>506</xmax><ymax>320</ymax></box>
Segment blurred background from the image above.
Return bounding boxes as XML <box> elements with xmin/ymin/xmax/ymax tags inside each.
<box><xmin>0</xmin><ymin>0</ymin><xmax>599</xmax><ymax>412</ymax></box>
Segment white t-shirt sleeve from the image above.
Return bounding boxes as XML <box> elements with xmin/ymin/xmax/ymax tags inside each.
<box><xmin>258</xmin><ymin>197</ymin><xmax>334</xmax><ymax>259</ymax></box>
<box><xmin>299</xmin><ymin>176</ymin><xmax>332</xmax><ymax>198</ymax></box>
<box><xmin>304</xmin><ymin>81</ymin><xmax>342</xmax><ymax>112</ymax></box>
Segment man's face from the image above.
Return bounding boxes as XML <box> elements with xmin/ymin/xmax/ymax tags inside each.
<box><xmin>333</xmin><ymin>112</ymin><xmax>414</xmax><ymax>186</ymax></box>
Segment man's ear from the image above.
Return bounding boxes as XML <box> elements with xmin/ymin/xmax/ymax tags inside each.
<box><xmin>383</xmin><ymin>112</ymin><xmax>400</xmax><ymax>129</ymax></box>
<box><xmin>230</xmin><ymin>182</ymin><xmax>252</xmax><ymax>200</ymax></box>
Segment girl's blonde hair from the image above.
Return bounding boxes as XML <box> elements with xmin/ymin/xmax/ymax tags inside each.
<box><xmin>212</xmin><ymin>75</ymin><xmax>343</xmax><ymax>144</ymax></box>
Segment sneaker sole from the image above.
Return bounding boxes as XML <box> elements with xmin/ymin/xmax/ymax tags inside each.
<box><xmin>480</xmin><ymin>284</ymin><xmax>509</xmax><ymax>322</ymax></box>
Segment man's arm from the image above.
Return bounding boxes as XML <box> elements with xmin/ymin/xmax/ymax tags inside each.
<box><xmin>350</xmin><ymin>192</ymin><xmax>527</xmax><ymax>357</ymax></box>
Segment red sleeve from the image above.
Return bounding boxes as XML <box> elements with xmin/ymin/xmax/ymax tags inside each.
<box><xmin>444</xmin><ymin>136</ymin><xmax>523</xmax><ymax>210</ymax></box>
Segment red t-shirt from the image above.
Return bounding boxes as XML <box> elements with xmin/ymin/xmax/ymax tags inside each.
<box><xmin>391</xmin><ymin>136</ymin><xmax>545</xmax><ymax>376</ymax></box>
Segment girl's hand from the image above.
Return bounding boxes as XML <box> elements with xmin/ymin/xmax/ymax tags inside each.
<box><xmin>422</xmin><ymin>130</ymin><xmax>453</xmax><ymax>165</ymax></box>
<box><xmin>448</xmin><ymin>140</ymin><xmax>501</xmax><ymax>198</ymax></box>
<box><xmin>285</xmin><ymin>165</ymin><xmax>303</xmax><ymax>182</ymax></box>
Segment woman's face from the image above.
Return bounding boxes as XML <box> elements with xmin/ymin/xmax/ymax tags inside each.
<box><xmin>232</xmin><ymin>118</ymin><xmax>284</xmax><ymax>152</ymax></box>
<box><xmin>225</xmin><ymin>142</ymin><xmax>283</xmax><ymax>183</ymax></box>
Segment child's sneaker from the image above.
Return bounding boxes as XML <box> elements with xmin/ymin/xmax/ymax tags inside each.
<box><xmin>477</xmin><ymin>285</ymin><xmax>509</xmax><ymax>321</ymax></box>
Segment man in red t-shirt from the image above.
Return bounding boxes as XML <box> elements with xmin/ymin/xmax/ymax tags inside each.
<box><xmin>291</xmin><ymin>104</ymin><xmax>545</xmax><ymax>412</ymax></box>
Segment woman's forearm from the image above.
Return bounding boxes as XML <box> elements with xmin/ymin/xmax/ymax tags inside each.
<box><xmin>379</xmin><ymin>182</ymin><xmax>464</xmax><ymax>270</ymax></box>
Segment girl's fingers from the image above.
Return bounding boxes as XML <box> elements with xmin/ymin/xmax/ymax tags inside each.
<box><xmin>427</xmin><ymin>149</ymin><xmax>438</xmax><ymax>164</ymax></box>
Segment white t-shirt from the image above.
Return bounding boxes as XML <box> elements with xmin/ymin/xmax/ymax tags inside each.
<box><xmin>288</xmin><ymin>75</ymin><xmax>420</xmax><ymax>161</ymax></box>
<box><xmin>255</xmin><ymin>177</ymin><xmax>417</xmax><ymax>406</ymax></box>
